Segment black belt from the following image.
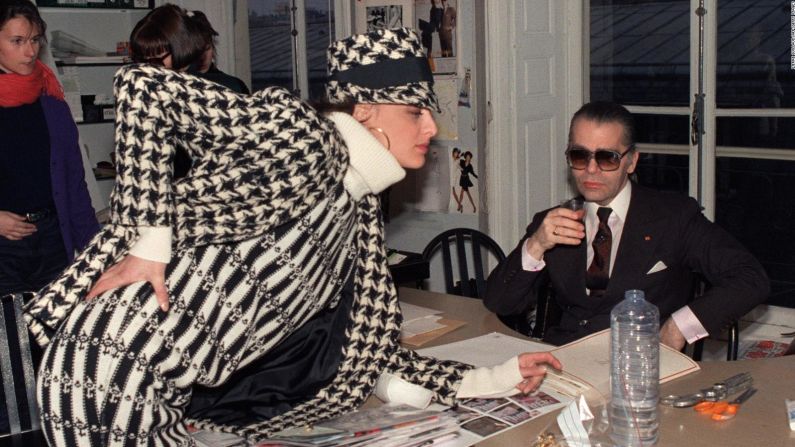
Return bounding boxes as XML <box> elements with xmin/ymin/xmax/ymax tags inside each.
<box><xmin>25</xmin><ymin>209</ymin><xmax>52</xmax><ymax>223</ymax></box>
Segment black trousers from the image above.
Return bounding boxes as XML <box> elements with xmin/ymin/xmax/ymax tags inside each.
<box><xmin>0</xmin><ymin>214</ymin><xmax>68</xmax><ymax>296</ymax></box>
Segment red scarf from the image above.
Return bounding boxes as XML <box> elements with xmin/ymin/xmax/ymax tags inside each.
<box><xmin>0</xmin><ymin>60</ymin><xmax>64</xmax><ymax>107</ymax></box>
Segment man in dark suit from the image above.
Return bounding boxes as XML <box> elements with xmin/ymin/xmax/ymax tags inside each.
<box><xmin>485</xmin><ymin>101</ymin><xmax>769</xmax><ymax>348</ymax></box>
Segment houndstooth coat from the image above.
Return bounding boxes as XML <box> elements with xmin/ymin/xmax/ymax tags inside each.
<box><xmin>26</xmin><ymin>64</ymin><xmax>470</xmax><ymax>445</ymax></box>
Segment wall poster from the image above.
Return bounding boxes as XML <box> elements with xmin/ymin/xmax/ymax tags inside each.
<box><xmin>414</xmin><ymin>0</ymin><xmax>457</xmax><ymax>74</ymax></box>
<box><xmin>431</xmin><ymin>75</ymin><xmax>459</xmax><ymax>141</ymax></box>
<box><xmin>449</xmin><ymin>147</ymin><xmax>479</xmax><ymax>214</ymax></box>
<box><xmin>355</xmin><ymin>0</ymin><xmax>415</xmax><ymax>33</ymax></box>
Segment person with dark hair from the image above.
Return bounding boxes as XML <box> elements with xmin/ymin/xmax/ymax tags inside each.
<box><xmin>131</xmin><ymin>6</ymin><xmax>250</xmax><ymax>179</ymax></box>
<box><xmin>28</xmin><ymin>28</ymin><xmax>561</xmax><ymax>446</ymax></box>
<box><xmin>485</xmin><ymin>101</ymin><xmax>769</xmax><ymax>348</ymax></box>
<box><xmin>0</xmin><ymin>0</ymin><xmax>99</xmax><ymax>296</ymax></box>
<box><xmin>129</xmin><ymin>4</ymin><xmax>206</xmax><ymax>71</ymax></box>
<box><xmin>439</xmin><ymin>0</ymin><xmax>456</xmax><ymax>57</ymax></box>
<box><xmin>457</xmin><ymin>150</ymin><xmax>477</xmax><ymax>212</ymax></box>
<box><xmin>186</xmin><ymin>9</ymin><xmax>249</xmax><ymax>94</ymax></box>
<box><xmin>450</xmin><ymin>147</ymin><xmax>462</xmax><ymax>209</ymax></box>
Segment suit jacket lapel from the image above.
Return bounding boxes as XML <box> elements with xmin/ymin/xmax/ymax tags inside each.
<box><xmin>608</xmin><ymin>184</ymin><xmax>663</xmax><ymax>297</ymax></box>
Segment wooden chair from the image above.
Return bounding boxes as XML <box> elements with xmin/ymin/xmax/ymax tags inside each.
<box><xmin>421</xmin><ymin>228</ymin><xmax>533</xmax><ymax>332</ymax></box>
<box><xmin>421</xmin><ymin>228</ymin><xmax>505</xmax><ymax>299</ymax></box>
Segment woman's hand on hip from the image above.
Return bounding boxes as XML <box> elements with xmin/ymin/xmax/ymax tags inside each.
<box><xmin>0</xmin><ymin>211</ymin><xmax>37</xmax><ymax>240</ymax></box>
<box><xmin>86</xmin><ymin>254</ymin><xmax>170</xmax><ymax>311</ymax></box>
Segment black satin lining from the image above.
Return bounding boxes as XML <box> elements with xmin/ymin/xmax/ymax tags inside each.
<box><xmin>329</xmin><ymin>56</ymin><xmax>433</xmax><ymax>88</ymax></box>
<box><xmin>187</xmin><ymin>274</ymin><xmax>355</xmax><ymax>426</ymax></box>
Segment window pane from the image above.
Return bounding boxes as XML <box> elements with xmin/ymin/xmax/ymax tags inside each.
<box><xmin>590</xmin><ymin>0</ymin><xmax>690</xmax><ymax>106</ymax></box>
<box><xmin>716</xmin><ymin>0</ymin><xmax>794</xmax><ymax>108</ymax></box>
<box><xmin>634</xmin><ymin>153</ymin><xmax>689</xmax><ymax>194</ymax></box>
<box><xmin>717</xmin><ymin>117</ymin><xmax>795</xmax><ymax>149</ymax></box>
<box><xmin>715</xmin><ymin>157</ymin><xmax>795</xmax><ymax>306</ymax></box>
<box><xmin>307</xmin><ymin>0</ymin><xmax>334</xmax><ymax>101</ymax></box>
<box><xmin>249</xmin><ymin>1</ymin><xmax>294</xmax><ymax>92</ymax></box>
<box><xmin>634</xmin><ymin>114</ymin><xmax>689</xmax><ymax>145</ymax></box>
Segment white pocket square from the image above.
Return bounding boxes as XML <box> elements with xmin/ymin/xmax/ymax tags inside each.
<box><xmin>646</xmin><ymin>261</ymin><xmax>667</xmax><ymax>274</ymax></box>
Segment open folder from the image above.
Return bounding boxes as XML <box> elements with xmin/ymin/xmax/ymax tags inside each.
<box><xmin>418</xmin><ymin>329</ymin><xmax>699</xmax><ymax>403</ymax></box>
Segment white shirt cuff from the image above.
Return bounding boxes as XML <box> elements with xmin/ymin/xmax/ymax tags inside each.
<box><xmin>456</xmin><ymin>356</ymin><xmax>524</xmax><ymax>399</ymax></box>
<box><xmin>374</xmin><ymin>372</ymin><xmax>434</xmax><ymax>409</ymax></box>
<box><xmin>128</xmin><ymin>226</ymin><xmax>172</xmax><ymax>263</ymax></box>
<box><xmin>521</xmin><ymin>240</ymin><xmax>546</xmax><ymax>271</ymax></box>
<box><xmin>671</xmin><ymin>306</ymin><xmax>709</xmax><ymax>344</ymax></box>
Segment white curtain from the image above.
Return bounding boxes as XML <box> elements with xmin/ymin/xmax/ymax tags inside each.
<box><xmin>154</xmin><ymin>0</ymin><xmax>237</xmax><ymax>75</ymax></box>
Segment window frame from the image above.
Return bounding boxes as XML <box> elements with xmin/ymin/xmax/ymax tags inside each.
<box><xmin>584</xmin><ymin>0</ymin><xmax>795</xmax><ymax>220</ymax></box>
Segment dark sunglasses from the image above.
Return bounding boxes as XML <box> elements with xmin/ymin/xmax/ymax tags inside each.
<box><xmin>565</xmin><ymin>145</ymin><xmax>634</xmax><ymax>171</ymax></box>
<box><xmin>143</xmin><ymin>52</ymin><xmax>171</xmax><ymax>66</ymax></box>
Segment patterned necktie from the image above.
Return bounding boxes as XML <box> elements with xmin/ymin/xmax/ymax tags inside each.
<box><xmin>586</xmin><ymin>207</ymin><xmax>613</xmax><ymax>295</ymax></box>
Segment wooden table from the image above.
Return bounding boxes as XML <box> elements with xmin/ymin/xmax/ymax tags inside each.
<box><xmin>399</xmin><ymin>287</ymin><xmax>795</xmax><ymax>447</ymax></box>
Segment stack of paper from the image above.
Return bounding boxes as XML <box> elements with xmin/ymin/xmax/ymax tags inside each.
<box><xmin>400</xmin><ymin>302</ymin><xmax>466</xmax><ymax>347</ymax></box>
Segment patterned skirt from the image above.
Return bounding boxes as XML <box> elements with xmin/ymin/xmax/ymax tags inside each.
<box><xmin>37</xmin><ymin>190</ymin><xmax>357</xmax><ymax>447</ymax></box>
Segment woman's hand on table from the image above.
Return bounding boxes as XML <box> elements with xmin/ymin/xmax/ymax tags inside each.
<box><xmin>516</xmin><ymin>352</ymin><xmax>563</xmax><ymax>394</ymax></box>
<box><xmin>86</xmin><ymin>254</ymin><xmax>170</xmax><ymax>311</ymax></box>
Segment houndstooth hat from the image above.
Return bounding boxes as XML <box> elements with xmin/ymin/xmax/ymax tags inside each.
<box><xmin>326</xmin><ymin>27</ymin><xmax>438</xmax><ymax>111</ymax></box>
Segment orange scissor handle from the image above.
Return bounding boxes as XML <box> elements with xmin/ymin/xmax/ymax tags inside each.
<box><xmin>694</xmin><ymin>401</ymin><xmax>712</xmax><ymax>412</ymax></box>
<box><xmin>694</xmin><ymin>401</ymin><xmax>729</xmax><ymax>414</ymax></box>
<box><xmin>711</xmin><ymin>405</ymin><xmax>739</xmax><ymax>421</ymax></box>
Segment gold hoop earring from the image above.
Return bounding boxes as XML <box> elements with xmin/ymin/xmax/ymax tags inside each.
<box><xmin>368</xmin><ymin>127</ymin><xmax>391</xmax><ymax>150</ymax></box>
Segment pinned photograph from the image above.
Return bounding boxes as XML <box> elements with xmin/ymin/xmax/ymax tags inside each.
<box><xmin>461</xmin><ymin>416</ymin><xmax>509</xmax><ymax>437</ymax></box>
<box><xmin>431</xmin><ymin>75</ymin><xmax>459</xmax><ymax>140</ymax></box>
<box><xmin>490</xmin><ymin>402</ymin><xmax>534</xmax><ymax>425</ymax></box>
<box><xmin>414</xmin><ymin>0</ymin><xmax>457</xmax><ymax>73</ymax></box>
<box><xmin>449</xmin><ymin>148</ymin><xmax>479</xmax><ymax>214</ymax></box>
<box><xmin>355</xmin><ymin>0</ymin><xmax>414</xmax><ymax>33</ymax></box>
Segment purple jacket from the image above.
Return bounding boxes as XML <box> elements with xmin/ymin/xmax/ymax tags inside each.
<box><xmin>40</xmin><ymin>95</ymin><xmax>100</xmax><ymax>261</ymax></box>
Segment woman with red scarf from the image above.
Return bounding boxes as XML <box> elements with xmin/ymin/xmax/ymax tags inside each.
<box><xmin>0</xmin><ymin>0</ymin><xmax>99</xmax><ymax>296</ymax></box>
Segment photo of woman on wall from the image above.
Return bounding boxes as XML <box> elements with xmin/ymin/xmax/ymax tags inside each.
<box><xmin>450</xmin><ymin>147</ymin><xmax>462</xmax><ymax>211</ymax></box>
<box><xmin>457</xmin><ymin>151</ymin><xmax>477</xmax><ymax>213</ymax></box>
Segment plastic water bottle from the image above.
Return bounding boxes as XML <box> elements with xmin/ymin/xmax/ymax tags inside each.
<box><xmin>610</xmin><ymin>289</ymin><xmax>660</xmax><ymax>446</ymax></box>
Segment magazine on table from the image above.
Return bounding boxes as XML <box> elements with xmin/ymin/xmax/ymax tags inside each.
<box><xmin>432</xmin><ymin>387</ymin><xmax>571</xmax><ymax>446</ymax></box>
<box><xmin>257</xmin><ymin>404</ymin><xmax>459</xmax><ymax>447</ymax></box>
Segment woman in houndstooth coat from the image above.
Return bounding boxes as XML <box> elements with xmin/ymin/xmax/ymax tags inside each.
<box><xmin>26</xmin><ymin>25</ymin><xmax>560</xmax><ymax>446</ymax></box>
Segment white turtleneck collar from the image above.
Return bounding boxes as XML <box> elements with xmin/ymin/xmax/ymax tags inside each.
<box><xmin>326</xmin><ymin>112</ymin><xmax>406</xmax><ymax>200</ymax></box>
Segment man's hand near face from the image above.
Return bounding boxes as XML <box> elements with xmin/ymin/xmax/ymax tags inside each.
<box><xmin>524</xmin><ymin>207</ymin><xmax>586</xmax><ymax>260</ymax></box>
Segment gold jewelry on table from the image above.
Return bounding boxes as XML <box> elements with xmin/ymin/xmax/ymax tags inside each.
<box><xmin>531</xmin><ymin>431</ymin><xmax>560</xmax><ymax>447</ymax></box>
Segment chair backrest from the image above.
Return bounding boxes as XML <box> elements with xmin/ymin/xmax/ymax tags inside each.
<box><xmin>689</xmin><ymin>276</ymin><xmax>739</xmax><ymax>361</ymax></box>
<box><xmin>421</xmin><ymin>228</ymin><xmax>505</xmax><ymax>298</ymax></box>
<box><xmin>0</xmin><ymin>293</ymin><xmax>40</xmax><ymax>437</ymax></box>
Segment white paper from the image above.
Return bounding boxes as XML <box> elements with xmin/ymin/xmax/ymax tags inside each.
<box><xmin>417</xmin><ymin>332</ymin><xmax>550</xmax><ymax>367</ymax></box>
<box><xmin>400</xmin><ymin>303</ymin><xmax>445</xmax><ymax>339</ymax></box>
<box><xmin>401</xmin><ymin>302</ymin><xmax>443</xmax><ymax>322</ymax></box>
<box><xmin>557</xmin><ymin>396</ymin><xmax>592</xmax><ymax>447</ymax></box>
<box><xmin>401</xmin><ymin>316</ymin><xmax>446</xmax><ymax>338</ymax></box>
<box><xmin>741</xmin><ymin>304</ymin><xmax>795</xmax><ymax>342</ymax></box>
<box><xmin>432</xmin><ymin>76</ymin><xmax>459</xmax><ymax>140</ymax></box>
<box><xmin>387</xmin><ymin>252</ymin><xmax>408</xmax><ymax>265</ymax></box>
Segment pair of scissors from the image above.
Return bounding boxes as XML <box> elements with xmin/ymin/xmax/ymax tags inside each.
<box><xmin>660</xmin><ymin>372</ymin><xmax>752</xmax><ymax>407</ymax></box>
<box><xmin>693</xmin><ymin>387</ymin><xmax>757</xmax><ymax>420</ymax></box>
